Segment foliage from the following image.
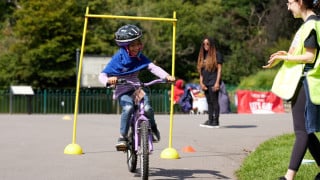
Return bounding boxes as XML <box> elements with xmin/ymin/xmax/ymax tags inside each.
<box><xmin>237</xmin><ymin>69</ymin><xmax>278</xmax><ymax>91</ymax></box>
<box><xmin>236</xmin><ymin>133</ymin><xmax>320</xmax><ymax>180</ymax></box>
<box><xmin>0</xmin><ymin>0</ymin><xmax>298</xmax><ymax>88</ymax></box>
<box><xmin>0</xmin><ymin>0</ymin><xmax>84</xmax><ymax>88</ymax></box>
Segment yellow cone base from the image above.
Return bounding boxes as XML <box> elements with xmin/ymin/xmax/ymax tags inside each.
<box><xmin>62</xmin><ymin>115</ymin><xmax>72</xmax><ymax>121</ymax></box>
<box><xmin>64</xmin><ymin>143</ymin><xmax>83</xmax><ymax>155</ymax></box>
<box><xmin>160</xmin><ymin>147</ymin><xmax>180</xmax><ymax>159</ymax></box>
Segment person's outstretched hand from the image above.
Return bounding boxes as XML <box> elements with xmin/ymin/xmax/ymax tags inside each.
<box><xmin>263</xmin><ymin>50</ymin><xmax>287</xmax><ymax>69</ymax></box>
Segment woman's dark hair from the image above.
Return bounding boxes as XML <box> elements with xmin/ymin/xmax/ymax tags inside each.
<box><xmin>197</xmin><ymin>36</ymin><xmax>218</xmax><ymax>73</ymax></box>
<box><xmin>303</xmin><ymin>0</ymin><xmax>320</xmax><ymax>14</ymax></box>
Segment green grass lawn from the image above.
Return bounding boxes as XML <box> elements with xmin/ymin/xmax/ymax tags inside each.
<box><xmin>236</xmin><ymin>133</ymin><xmax>320</xmax><ymax>180</ymax></box>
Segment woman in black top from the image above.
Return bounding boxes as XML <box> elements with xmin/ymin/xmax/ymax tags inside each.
<box><xmin>197</xmin><ymin>37</ymin><xmax>223</xmax><ymax>128</ymax></box>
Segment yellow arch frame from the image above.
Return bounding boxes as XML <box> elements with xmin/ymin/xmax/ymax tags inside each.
<box><xmin>64</xmin><ymin>7</ymin><xmax>179</xmax><ymax>159</ymax></box>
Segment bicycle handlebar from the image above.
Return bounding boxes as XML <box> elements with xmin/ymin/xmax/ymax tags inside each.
<box><xmin>118</xmin><ymin>78</ymin><xmax>170</xmax><ymax>87</ymax></box>
<box><xmin>107</xmin><ymin>78</ymin><xmax>173</xmax><ymax>88</ymax></box>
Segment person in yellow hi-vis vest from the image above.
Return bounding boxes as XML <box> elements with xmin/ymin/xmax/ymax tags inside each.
<box><xmin>263</xmin><ymin>0</ymin><xmax>320</xmax><ymax>179</ymax></box>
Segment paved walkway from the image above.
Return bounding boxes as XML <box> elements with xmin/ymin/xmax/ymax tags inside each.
<box><xmin>0</xmin><ymin>113</ymin><xmax>292</xmax><ymax>180</ymax></box>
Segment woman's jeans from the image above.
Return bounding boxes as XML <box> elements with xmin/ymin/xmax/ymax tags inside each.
<box><xmin>118</xmin><ymin>92</ymin><xmax>156</xmax><ymax>136</ymax></box>
<box><xmin>303</xmin><ymin>78</ymin><xmax>320</xmax><ymax>134</ymax></box>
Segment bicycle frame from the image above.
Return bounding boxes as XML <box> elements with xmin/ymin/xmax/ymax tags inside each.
<box><xmin>127</xmin><ymin>79</ymin><xmax>167</xmax><ymax>153</ymax></box>
<box><xmin>112</xmin><ymin>78</ymin><xmax>170</xmax><ymax>179</ymax></box>
<box><xmin>132</xmin><ymin>97</ymin><xmax>154</xmax><ymax>153</ymax></box>
<box><xmin>111</xmin><ymin>78</ymin><xmax>167</xmax><ymax>153</ymax></box>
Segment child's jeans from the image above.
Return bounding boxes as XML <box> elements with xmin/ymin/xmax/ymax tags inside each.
<box><xmin>118</xmin><ymin>91</ymin><xmax>156</xmax><ymax>136</ymax></box>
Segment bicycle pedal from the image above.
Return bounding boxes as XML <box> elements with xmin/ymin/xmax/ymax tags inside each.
<box><xmin>116</xmin><ymin>145</ymin><xmax>127</xmax><ymax>151</ymax></box>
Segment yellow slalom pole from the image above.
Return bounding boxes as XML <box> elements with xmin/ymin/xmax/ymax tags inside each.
<box><xmin>160</xmin><ymin>11</ymin><xmax>180</xmax><ymax>159</ymax></box>
<box><xmin>86</xmin><ymin>14</ymin><xmax>177</xmax><ymax>23</ymax></box>
<box><xmin>63</xmin><ymin>7</ymin><xmax>178</xmax><ymax>156</ymax></box>
<box><xmin>64</xmin><ymin>7</ymin><xmax>90</xmax><ymax>155</ymax></box>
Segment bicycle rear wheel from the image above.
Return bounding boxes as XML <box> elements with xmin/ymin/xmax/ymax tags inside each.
<box><xmin>127</xmin><ymin>128</ymin><xmax>137</xmax><ymax>172</ymax></box>
<box><xmin>139</xmin><ymin>121</ymin><xmax>149</xmax><ymax>180</ymax></box>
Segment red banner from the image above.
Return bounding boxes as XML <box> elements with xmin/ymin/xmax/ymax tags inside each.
<box><xmin>236</xmin><ymin>90</ymin><xmax>285</xmax><ymax>114</ymax></box>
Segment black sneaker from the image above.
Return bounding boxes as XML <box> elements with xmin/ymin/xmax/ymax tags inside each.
<box><xmin>315</xmin><ymin>173</ymin><xmax>320</xmax><ymax>180</ymax></box>
<box><xmin>115</xmin><ymin>137</ymin><xmax>127</xmax><ymax>151</ymax></box>
<box><xmin>199</xmin><ymin>120</ymin><xmax>219</xmax><ymax>128</ymax></box>
<box><xmin>152</xmin><ymin>129</ymin><xmax>161</xmax><ymax>142</ymax></box>
<box><xmin>278</xmin><ymin>177</ymin><xmax>287</xmax><ymax>180</ymax></box>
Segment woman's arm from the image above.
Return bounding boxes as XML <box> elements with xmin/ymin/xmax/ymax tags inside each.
<box><xmin>263</xmin><ymin>48</ymin><xmax>316</xmax><ymax>68</ymax></box>
<box><xmin>199</xmin><ymin>74</ymin><xmax>207</xmax><ymax>91</ymax></box>
<box><xmin>285</xmin><ymin>48</ymin><xmax>316</xmax><ymax>63</ymax></box>
<box><xmin>214</xmin><ymin>64</ymin><xmax>222</xmax><ymax>91</ymax></box>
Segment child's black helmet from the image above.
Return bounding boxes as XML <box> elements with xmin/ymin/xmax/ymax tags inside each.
<box><xmin>115</xmin><ymin>24</ymin><xmax>142</xmax><ymax>47</ymax></box>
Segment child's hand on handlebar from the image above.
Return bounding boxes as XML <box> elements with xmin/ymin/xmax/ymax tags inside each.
<box><xmin>108</xmin><ymin>77</ymin><xmax>118</xmax><ymax>85</ymax></box>
<box><xmin>165</xmin><ymin>75</ymin><xmax>175</xmax><ymax>82</ymax></box>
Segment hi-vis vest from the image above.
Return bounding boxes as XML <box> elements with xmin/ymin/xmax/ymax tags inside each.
<box><xmin>271</xmin><ymin>17</ymin><xmax>320</xmax><ymax>104</ymax></box>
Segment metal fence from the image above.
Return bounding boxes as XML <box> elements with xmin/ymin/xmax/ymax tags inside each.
<box><xmin>0</xmin><ymin>88</ymin><xmax>171</xmax><ymax>114</ymax></box>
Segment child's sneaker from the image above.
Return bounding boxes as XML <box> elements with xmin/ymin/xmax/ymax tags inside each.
<box><xmin>115</xmin><ymin>137</ymin><xmax>127</xmax><ymax>151</ymax></box>
<box><xmin>152</xmin><ymin>129</ymin><xmax>161</xmax><ymax>143</ymax></box>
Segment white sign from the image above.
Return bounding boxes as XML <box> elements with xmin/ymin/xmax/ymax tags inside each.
<box><xmin>10</xmin><ymin>86</ymin><xmax>34</xmax><ymax>95</ymax></box>
<box><xmin>81</xmin><ymin>55</ymin><xmax>111</xmax><ymax>87</ymax></box>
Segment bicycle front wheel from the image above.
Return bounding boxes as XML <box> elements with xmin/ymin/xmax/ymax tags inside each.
<box><xmin>127</xmin><ymin>127</ymin><xmax>137</xmax><ymax>172</ymax></box>
<box><xmin>139</xmin><ymin>121</ymin><xmax>149</xmax><ymax>180</ymax></box>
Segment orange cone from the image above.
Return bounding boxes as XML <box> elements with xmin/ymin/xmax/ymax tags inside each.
<box><xmin>182</xmin><ymin>146</ymin><xmax>196</xmax><ymax>153</ymax></box>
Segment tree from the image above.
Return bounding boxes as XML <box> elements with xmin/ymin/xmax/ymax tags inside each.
<box><xmin>0</xmin><ymin>0</ymin><xmax>298</xmax><ymax>88</ymax></box>
<box><xmin>0</xmin><ymin>0</ymin><xmax>83</xmax><ymax>88</ymax></box>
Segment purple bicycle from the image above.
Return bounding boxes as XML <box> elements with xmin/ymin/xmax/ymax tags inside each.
<box><xmin>113</xmin><ymin>78</ymin><xmax>170</xmax><ymax>180</ymax></box>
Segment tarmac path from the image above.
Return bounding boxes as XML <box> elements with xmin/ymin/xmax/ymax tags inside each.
<box><xmin>0</xmin><ymin>113</ymin><xmax>292</xmax><ymax>180</ymax></box>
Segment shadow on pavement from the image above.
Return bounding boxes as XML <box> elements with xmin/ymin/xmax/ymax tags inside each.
<box><xmin>132</xmin><ymin>168</ymin><xmax>232</xmax><ymax>179</ymax></box>
<box><xmin>222</xmin><ymin>125</ymin><xmax>257</xmax><ymax>128</ymax></box>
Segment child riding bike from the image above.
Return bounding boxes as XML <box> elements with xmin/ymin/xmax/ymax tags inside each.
<box><xmin>98</xmin><ymin>24</ymin><xmax>175</xmax><ymax>150</ymax></box>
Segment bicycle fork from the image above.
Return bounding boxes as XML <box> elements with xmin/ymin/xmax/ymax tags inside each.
<box><xmin>134</xmin><ymin>117</ymin><xmax>154</xmax><ymax>154</ymax></box>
